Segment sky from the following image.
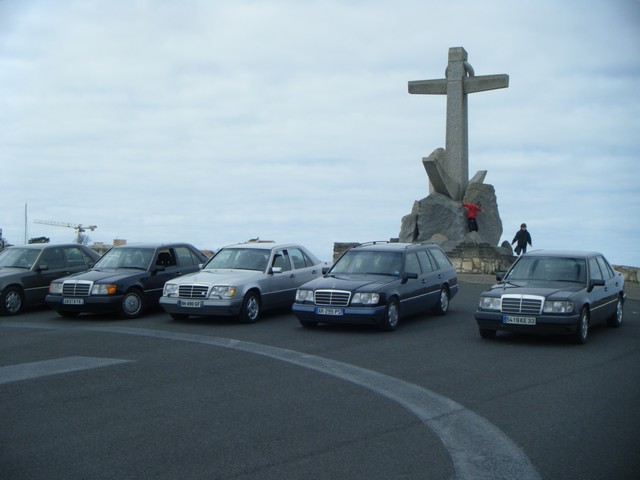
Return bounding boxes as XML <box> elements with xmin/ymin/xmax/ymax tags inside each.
<box><xmin>1</xmin><ymin>0</ymin><xmax>639</xmax><ymax>267</ymax></box>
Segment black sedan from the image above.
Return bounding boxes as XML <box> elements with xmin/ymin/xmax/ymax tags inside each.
<box><xmin>0</xmin><ymin>243</ymin><xmax>100</xmax><ymax>315</ymax></box>
<box><xmin>475</xmin><ymin>250</ymin><xmax>625</xmax><ymax>344</ymax></box>
<box><xmin>46</xmin><ymin>243</ymin><xmax>207</xmax><ymax>319</ymax></box>
<box><xmin>292</xmin><ymin>242</ymin><xmax>458</xmax><ymax>331</ymax></box>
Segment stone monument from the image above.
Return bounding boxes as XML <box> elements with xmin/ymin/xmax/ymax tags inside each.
<box><xmin>399</xmin><ymin>47</ymin><xmax>514</xmax><ymax>271</ymax></box>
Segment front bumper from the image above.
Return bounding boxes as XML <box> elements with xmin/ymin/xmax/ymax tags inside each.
<box><xmin>45</xmin><ymin>294</ymin><xmax>124</xmax><ymax>314</ymax></box>
<box><xmin>474</xmin><ymin>310</ymin><xmax>581</xmax><ymax>335</ymax></box>
<box><xmin>292</xmin><ymin>303</ymin><xmax>387</xmax><ymax>325</ymax></box>
<box><xmin>159</xmin><ymin>296</ymin><xmax>243</xmax><ymax>317</ymax></box>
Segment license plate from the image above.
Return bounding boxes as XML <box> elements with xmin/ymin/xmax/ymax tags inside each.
<box><xmin>316</xmin><ymin>307</ymin><xmax>343</xmax><ymax>316</ymax></box>
<box><xmin>63</xmin><ymin>298</ymin><xmax>84</xmax><ymax>305</ymax></box>
<box><xmin>503</xmin><ymin>315</ymin><xmax>536</xmax><ymax>325</ymax></box>
<box><xmin>179</xmin><ymin>300</ymin><xmax>202</xmax><ymax>308</ymax></box>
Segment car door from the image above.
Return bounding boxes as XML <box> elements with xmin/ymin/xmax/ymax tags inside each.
<box><xmin>24</xmin><ymin>247</ymin><xmax>70</xmax><ymax>305</ymax></box>
<box><xmin>143</xmin><ymin>248</ymin><xmax>182</xmax><ymax>304</ymax></box>
<box><xmin>418</xmin><ymin>250</ymin><xmax>444</xmax><ymax>310</ymax></box>
<box><xmin>288</xmin><ymin>247</ymin><xmax>322</xmax><ymax>287</ymax></box>
<box><xmin>587</xmin><ymin>256</ymin><xmax>610</xmax><ymax>324</ymax></box>
<box><xmin>400</xmin><ymin>252</ymin><xmax>427</xmax><ymax>316</ymax></box>
<box><xmin>595</xmin><ymin>255</ymin><xmax>619</xmax><ymax>320</ymax></box>
<box><xmin>266</xmin><ymin>249</ymin><xmax>297</xmax><ymax>307</ymax></box>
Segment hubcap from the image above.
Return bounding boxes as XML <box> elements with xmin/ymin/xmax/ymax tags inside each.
<box><xmin>5</xmin><ymin>291</ymin><xmax>21</xmax><ymax>314</ymax></box>
<box><xmin>581</xmin><ymin>312</ymin><xmax>588</xmax><ymax>340</ymax></box>
<box><xmin>388</xmin><ymin>302</ymin><xmax>399</xmax><ymax>327</ymax></box>
<box><xmin>440</xmin><ymin>290</ymin><xmax>449</xmax><ymax>312</ymax></box>
<box><xmin>123</xmin><ymin>293</ymin><xmax>141</xmax><ymax>315</ymax></box>
<box><xmin>247</xmin><ymin>297</ymin><xmax>259</xmax><ymax>320</ymax></box>
<box><xmin>616</xmin><ymin>300</ymin><xmax>623</xmax><ymax>324</ymax></box>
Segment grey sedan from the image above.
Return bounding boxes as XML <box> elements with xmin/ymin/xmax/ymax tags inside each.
<box><xmin>160</xmin><ymin>242</ymin><xmax>327</xmax><ymax>322</ymax></box>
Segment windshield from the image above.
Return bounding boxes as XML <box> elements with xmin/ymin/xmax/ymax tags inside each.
<box><xmin>0</xmin><ymin>248</ymin><xmax>41</xmax><ymax>269</ymax></box>
<box><xmin>205</xmin><ymin>248</ymin><xmax>270</xmax><ymax>271</ymax></box>
<box><xmin>505</xmin><ymin>256</ymin><xmax>587</xmax><ymax>284</ymax></box>
<box><xmin>330</xmin><ymin>251</ymin><xmax>402</xmax><ymax>276</ymax></box>
<box><xmin>93</xmin><ymin>248</ymin><xmax>154</xmax><ymax>270</ymax></box>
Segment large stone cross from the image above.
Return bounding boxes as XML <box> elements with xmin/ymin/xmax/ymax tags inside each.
<box><xmin>409</xmin><ymin>47</ymin><xmax>509</xmax><ymax>201</ymax></box>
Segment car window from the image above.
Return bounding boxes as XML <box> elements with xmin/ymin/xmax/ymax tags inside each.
<box><xmin>65</xmin><ymin>247</ymin><xmax>94</xmax><ymax>267</ymax></box>
<box><xmin>331</xmin><ymin>251</ymin><xmax>402</xmax><ymax>276</ymax></box>
<box><xmin>40</xmin><ymin>248</ymin><xmax>65</xmax><ymax>270</ymax></box>
<box><xmin>430</xmin><ymin>249</ymin><xmax>453</xmax><ymax>269</ymax></box>
<box><xmin>206</xmin><ymin>248</ymin><xmax>269</xmax><ymax>271</ymax></box>
<box><xmin>589</xmin><ymin>257</ymin><xmax>604</xmax><ymax>281</ymax></box>
<box><xmin>175</xmin><ymin>246</ymin><xmax>199</xmax><ymax>267</ymax></box>
<box><xmin>273</xmin><ymin>250</ymin><xmax>292</xmax><ymax>272</ymax></box>
<box><xmin>156</xmin><ymin>249</ymin><xmax>177</xmax><ymax>268</ymax></box>
<box><xmin>405</xmin><ymin>252</ymin><xmax>421</xmax><ymax>274</ymax></box>
<box><xmin>289</xmin><ymin>248</ymin><xmax>309</xmax><ymax>269</ymax></box>
<box><xmin>417</xmin><ymin>250</ymin><xmax>435</xmax><ymax>273</ymax></box>
<box><xmin>595</xmin><ymin>256</ymin><xmax>613</xmax><ymax>280</ymax></box>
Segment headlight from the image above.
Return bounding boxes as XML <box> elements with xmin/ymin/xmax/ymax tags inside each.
<box><xmin>91</xmin><ymin>284</ymin><xmax>117</xmax><ymax>295</ymax></box>
<box><xmin>210</xmin><ymin>286</ymin><xmax>237</xmax><ymax>298</ymax></box>
<box><xmin>479</xmin><ymin>296</ymin><xmax>501</xmax><ymax>310</ymax></box>
<box><xmin>295</xmin><ymin>289</ymin><xmax>314</xmax><ymax>303</ymax></box>
<box><xmin>49</xmin><ymin>283</ymin><xmax>62</xmax><ymax>294</ymax></box>
<box><xmin>543</xmin><ymin>300</ymin><xmax>574</xmax><ymax>313</ymax></box>
<box><xmin>351</xmin><ymin>292</ymin><xmax>380</xmax><ymax>305</ymax></box>
<box><xmin>164</xmin><ymin>283</ymin><xmax>178</xmax><ymax>296</ymax></box>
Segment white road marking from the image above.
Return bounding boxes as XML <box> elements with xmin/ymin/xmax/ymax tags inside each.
<box><xmin>0</xmin><ymin>356</ymin><xmax>132</xmax><ymax>385</ymax></box>
<box><xmin>1</xmin><ymin>323</ymin><xmax>541</xmax><ymax>480</ymax></box>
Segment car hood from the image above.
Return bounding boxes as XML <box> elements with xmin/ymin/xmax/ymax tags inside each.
<box><xmin>486</xmin><ymin>282</ymin><xmax>585</xmax><ymax>298</ymax></box>
<box><xmin>301</xmin><ymin>274</ymin><xmax>397</xmax><ymax>292</ymax></box>
<box><xmin>0</xmin><ymin>267</ymin><xmax>30</xmax><ymax>278</ymax></box>
<box><xmin>59</xmin><ymin>268</ymin><xmax>147</xmax><ymax>283</ymax></box>
<box><xmin>168</xmin><ymin>269</ymin><xmax>263</xmax><ymax>285</ymax></box>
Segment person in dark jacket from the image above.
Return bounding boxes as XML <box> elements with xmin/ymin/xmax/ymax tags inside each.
<box><xmin>512</xmin><ymin>223</ymin><xmax>532</xmax><ymax>255</ymax></box>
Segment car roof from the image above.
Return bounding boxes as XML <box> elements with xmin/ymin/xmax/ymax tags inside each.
<box><xmin>523</xmin><ymin>249</ymin><xmax>603</xmax><ymax>259</ymax></box>
<box><xmin>4</xmin><ymin>243</ymin><xmax>90</xmax><ymax>250</ymax></box>
<box><xmin>220</xmin><ymin>242</ymin><xmax>302</xmax><ymax>250</ymax></box>
<box><xmin>108</xmin><ymin>242</ymin><xmax>194</xmax><ymax>249</ymax></box>
<box><xmin>349</xmin><ymin>242</ymin><xmax>441</xmax><ymax>252</ymax></box>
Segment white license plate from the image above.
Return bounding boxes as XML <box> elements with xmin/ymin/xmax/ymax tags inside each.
<box><xmin>316</xmin><ymin>307</ymin><xmax>343</xmax><ymax>316</ymax></box>
<box><xmin>63</xmin><ymin>298</ymin><xmax>84</xmax><ymax>305</ymax></box>
<box><xmin>179</xmin><ymin>300</ymin><xmax>203</xmax><ymax>308</ymax></box>
<box><xmin>503</xmin><ymin>315</ymin><xmax>536</xmax><ymax>325</ymax></box>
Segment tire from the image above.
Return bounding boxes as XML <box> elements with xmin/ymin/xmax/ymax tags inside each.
<box><xmin>170</xmin><ymin>313</ymin><xmax>190</xmax><ymax>321</ymax></box>
<box><xmin>1</xmin><ymin>287</ymin><xmax>23</xmax><ymax>316</ymax></box>
<box><xmin>299</xmin><ymin>320</ymin><xmax>318</xmax><ymax>328</ymax></box>
<box><xmin>479</xmin><ymin>328</ymin><xmax>497</xmax><ymax>339</ymax></box>
<box><xmin>118</xmin><ymin>289</ymin><xmax>144</xmax><ymax>319</ymax></box>
<box><xmin>606</xmin><ymin>296</ymin><xmax>623</xmax><ymax>328</ymax></box>
<box><xmin>433</xmin><ymin>287</ymin><xmax>450</xmax><ymax>315</ymax></box>
<box><xmin>239</xmin><ymin>291</ymin><xmax>261</xmax><ymax>323</ymax></box>
<box><xmin>572</xmin><ymin>307</ymin><xmax>589</xmax><ymax>344</ymax></box>
<box><xmin>379</xmin><ymin>297</ymin><xmax>400</xmax><ymax>331</ymax></box>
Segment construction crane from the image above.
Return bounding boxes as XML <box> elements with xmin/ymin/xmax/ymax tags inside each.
<box><xmin>33</xmin><ymin>219</ymin><xmax>97</xmax><ymax>244</ymax></box>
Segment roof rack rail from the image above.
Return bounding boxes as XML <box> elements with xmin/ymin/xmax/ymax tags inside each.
<box><xmin>356</xmin><ymin>240</ymin><xmax>391</xmax><ymax>247</ymax></box>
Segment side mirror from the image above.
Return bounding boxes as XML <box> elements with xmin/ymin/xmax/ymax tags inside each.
<box><xmin>401</xmin><ymin>272</ymin><xmax>418</xmax><ymax>284</ymax></box>
<box><xmin>588</xmin><ymin>278</ymin><xmax>605</xmax><ymax>292</ymax></box>
<box><xmin>496</xmin><ymin>273</ymin><xmax>505</xmax><ymax>281</ymax></box>
<box><xmin>153</xmin><ymin>265</ymin><xmax>166</xmax><ymax>274</ymax></box>
<box><xmin>269</xmin><ymin>266</ymin><xmax>283</xmax><ymax>275</ymax></box>
<box><xmin>36</xmin><ymin>264</ymin><xmax>49</xmax><ymax>272</ymax></box>
<box><xmin>321</xmin><ymin>267</ymin><xmax>330</xmax><ymax>275</ymax></box>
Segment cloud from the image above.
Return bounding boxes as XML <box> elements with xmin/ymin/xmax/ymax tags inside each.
<box><xmin>1</xmin><ymin>0</ymin><xmax>639</xmax><ymax>267</ymax></box>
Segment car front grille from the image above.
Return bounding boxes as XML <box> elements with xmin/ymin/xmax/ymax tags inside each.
<box><xmin>178</xmin><ymin>285</ymin><xmax>209</xmax><ymax>299</ymax></box>
<box><xmin>62</xmin><ymin>281</ymin><xmax>92</xmax><ymax>296</ymax></box>
<box><xmin>501</xmin><ymin>294</ymin><xmax>543</xmax><ymax>315</ymax></box>
<box><xmin>314</xmin><ymin>290</ymin><xmax>351</xmax><ymax>307</ymax></box>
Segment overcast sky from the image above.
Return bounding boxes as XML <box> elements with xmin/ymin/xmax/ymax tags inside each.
<box><xmin>1</xmin><ymin>0</ymin><xmax>639</xmax><ymax>267</ymax></box>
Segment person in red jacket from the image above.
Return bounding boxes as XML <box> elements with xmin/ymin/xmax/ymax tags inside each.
<box><xmin>461</xmin><ymin>201</ymin><xmax>482</xmax><ymax>232</ymax></box>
